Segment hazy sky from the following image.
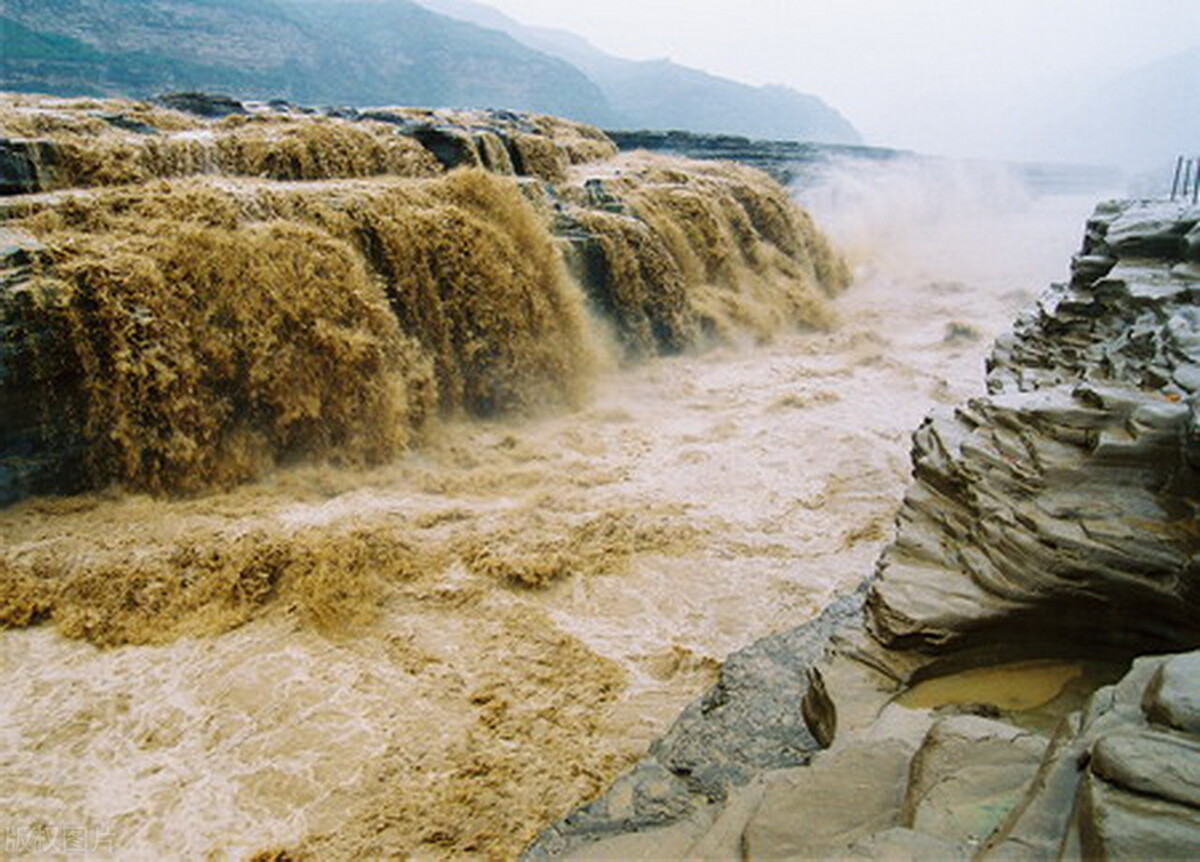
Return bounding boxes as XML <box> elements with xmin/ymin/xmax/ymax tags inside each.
<box><xmin>479</xmin><ymin>0</ymin><xmax>1200</xmax><ymax>159</ymax></box>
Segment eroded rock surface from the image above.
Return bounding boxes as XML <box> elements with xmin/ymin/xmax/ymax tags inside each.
<box><xmin>527</xmin><ymin>201</ymin><xmax>1200</xmax><ymax>859</ymax></box>
<box><xmin>870</xmin><ymin>199</ymin><xmax>1199</xmax><ymax>658</ymax></box>
<box><xmin>981</xmin><ymin>652</ymin><xmax>1200</xmax><ymax>861</ymax></box>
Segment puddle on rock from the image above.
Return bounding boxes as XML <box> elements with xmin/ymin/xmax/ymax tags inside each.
<box><xmin>897</xmin><ymin>659</ymin><xmax>1130</xmax><ymax>732</ymax></box>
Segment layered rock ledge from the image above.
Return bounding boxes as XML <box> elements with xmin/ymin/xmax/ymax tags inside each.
<box><xmin>0</xmin><ymin>92</ymin><xmax>849</xmax><ymax>506</ymax></box>
<box><xmin>604</xmin><ymin>129</ymin><xmax>1122</xmax><ymax>194</ymax></box>
<box><xmin>528</xmin><ymin>201</ymin><xmax>1200</xmax><ymax>859</ymax></box>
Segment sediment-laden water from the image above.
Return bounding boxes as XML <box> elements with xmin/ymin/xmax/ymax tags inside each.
<box><xmin>0</xmin><ymin>142</ymin><xmax>1109</xmax><ymax>857</ymax></box>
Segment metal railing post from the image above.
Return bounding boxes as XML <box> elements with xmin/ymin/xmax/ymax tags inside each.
<box><xmin>1167</xmin><ymin>156</ymin><xmax>1198</xmax><ymax>202</ymax></box>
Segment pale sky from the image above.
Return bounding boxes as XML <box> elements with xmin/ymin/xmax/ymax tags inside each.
<box><xmin>479</xmin><ymin>0</ymin><xmax>1200</xmax><ymax>160</ymax></box>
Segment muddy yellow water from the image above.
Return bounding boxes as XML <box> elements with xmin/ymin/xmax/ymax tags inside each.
<box><xmin>898</xmin><ymin>661</ymin><xmax>1086</xmax><ymax>712</ymax></box>
<box><xmin>0</xmin><ymin>165</ymin><xmax>1106</xmax><ymax>858</ymax></box>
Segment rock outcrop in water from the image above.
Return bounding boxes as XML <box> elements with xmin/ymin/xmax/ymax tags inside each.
<box><xmin>606</xmin><ymin>129</ymin><xmax>899</xmax><ymax>188</ymax></box>
<box><xmin>603</xmin><ymin>129</ymin><xmax>1124</xmax><ymax>196</ymax></box>
<box><xmin>528</xmin><ymin>200</ymin><xmax>1200</xmax><ymax>859</ymax></box>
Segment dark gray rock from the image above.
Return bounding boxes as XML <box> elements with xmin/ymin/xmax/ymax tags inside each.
<box><xmin>0</xmin><ymin>138</ymin><xmax>60</xmax><ymax>195</ymax></box>
<box><xmin>94</xmin><ymin>113</ymin><xmax>159</xmax><ymax>135</ymax></box>
<box><xmin>153</xmin><ymin>92</ymin><xmax>249</xmax><ymax>118</ymax></box>
<box><xmin>553</xmin><ymin>210</ymin><xmax>695</xmax><ymax>358</ymax></box>
<box><xmin>603</xmin><ymin>130</ymin><xmax>1121</xmax><ymax>194</ymax></box>
<box><xmin>409</xmin><ymin>125</ymin><xmax>481</xmax><ymax>171</ymax></box>
<box><xmin>0</xmin><ymin>229</ymin><xmax>89</xmax><ymax>506</ymax></box>
<box><xmin>605</xmin><ymin>129</ymin><xmax>899</xmax><ymax>187</ymax></box>
<box><xmin>522</xmin><ymin>591</ymin><xmax>863</xmax><ymax>858</ymax></box>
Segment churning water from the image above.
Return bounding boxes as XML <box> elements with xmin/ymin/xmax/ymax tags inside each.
<box><xmin>0</xmin><ymin>156</ymin><xmax>1114</xmax><ymax>858</ymax></box>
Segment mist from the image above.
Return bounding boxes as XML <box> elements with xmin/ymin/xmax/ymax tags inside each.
<box><xmin>479</xmin><ymin>0</ymin><xmax>1200</xmax><ymax>173</ymax></box>
<box><xmin>0</xmin><ymin>87</ymin><xmax>1140</xmax><ymax>857</ymax></box>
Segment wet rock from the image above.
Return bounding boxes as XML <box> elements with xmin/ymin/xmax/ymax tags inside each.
<box><xmin>410</xmin><ymin>125</ymin><xmax>482</xmax><ymax>171</ymax></box>
<box><xmin>94</xmin><ymin>113</ymin><xmax>160</xmax><ymax>135</ymax></box>
<box><xmin>1186</xmin><ymin>221</ymin><xmax>1200</xmax><ymax>263</ymax></box>
<box><xmin>553</xmin><ymin>209</ymin><xmax>696</xmax><ymax>357</ymax></box>
<box><xmin>603</xmin><ymin>130</ymin><xmax>1119</xmax><ymax>194</ymax></box>
<box><xmin>981</xmin><ymin>652</ymin><xmax>1200</xmax><ymax>861</ymax></box>
<box><xmin>605</xmin><ymin>129</ymin><xmax>898</xmax><ymax>187</ymax></box>
<box><xmin>474</xmin><ymin>131</ymin><xmax>515</xmax><ymax>174</ymax></box>
<box><xmin>0</xmin><ymin>229</ymin><xmax>87</xmax><ymax>505</ymax></box>
<box><xmin>0</xmin><ymin>139</ymin><xmax>59</xmax><ymax>195</ymax></box>
<box><xmin>0</xmin><ymin>95</ymin><xmax>617</xmax><ymax>196</ymax></box>
<box><xmin>581</xmin><ymin>178</ymin><xmax>625</xmax><ymax>213</ymax></box>
<box><xmin>153</xmin><ymin>92</ymin><xmax>249</xmax><ymax>118</ymax></box>
<box><xmin>528</xmin><ymin>200</ymin><xmax>1200</xmax><ymax>860</ymax></box>
<box><xmin>523</xmin><ymin>592</ymin><xmax>864</xmax><ymax>858</ymax></box>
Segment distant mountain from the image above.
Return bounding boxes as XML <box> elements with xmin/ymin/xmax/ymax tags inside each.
<box><xmin>0</xmin><ymin>0</ymin><xmax>615</xmax><ymax>123</ymax></box>
<box><xmin>1058</xmin><ymin>45</ymin><xmax>1200</xmax><ymax>172</ymax></box>
<box><xmin>416</xmin><ymin>0</ymin><xmax>863</xmax><ymax>143</ymax></box>
<box><xmin>0</xmin><ymin>0</ymin><xmax>861</xmax><ymax>144</ymax></box>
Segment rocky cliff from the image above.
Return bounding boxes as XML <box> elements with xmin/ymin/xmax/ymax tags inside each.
<box><xmin>0</xmin><ymin>0</ymin><xmax>614</xmax><ymax>123</ymax></box>
<box><xmin>0</xmin><ymin>0</ymin><xmax>867</xmax><ymax>144</ymax></box>
<box><xmin>528</xmin><ymin>199</ymin><xmax>1200</xmax><ymax>859</ymax></box>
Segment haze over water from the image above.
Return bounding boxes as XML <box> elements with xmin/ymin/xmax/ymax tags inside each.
<box><xmin>469</xmin><ymin>0</ymin><xmax>1200</xmax><ymax>170</ymax></box>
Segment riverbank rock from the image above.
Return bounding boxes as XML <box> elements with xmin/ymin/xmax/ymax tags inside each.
<box><xmin>526</xmin><ymin>200</ymin><xmax>1200</xmax><ymax>859</ymax></box>
<box><xmin>870</xmin><ymin>199</ymin><xmax>1200</xmax><ymax>659</ymax></box>
<box><xmin>0</xmin><ymin>93</ymin><xmax>619</xmax><ymax>191</ymax></box>
<box><xmin>981</xmin><ymin>651</ymin><xmax>1200</xmax><ymax>860</ymax></box>
<box><xmin>603</xmin><ymin>129</ymin><xmax>1121</xmax><ymax>194</ymax></box>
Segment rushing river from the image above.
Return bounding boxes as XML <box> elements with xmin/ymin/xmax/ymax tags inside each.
<box><xmin>0</xmin><ymin>158</ymin><xmax>1111</xmax><ymax>859</ymax></box>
